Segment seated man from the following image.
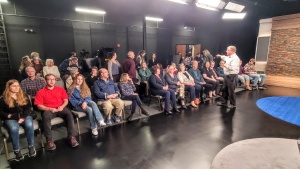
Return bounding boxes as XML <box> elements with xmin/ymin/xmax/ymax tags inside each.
<box><xmin>21</xmin><ymin>66</ymin><xmax>46</xmax><ymax>98</ymax></box>
<box><xmin>94</xmin><ymin>68</ymin><xmax>124</xmax><ymax>125</ymax></box>
<box><xmin>188</xmin><ymin>60</ymin><xmax>212</xmax><ymax>102</ymax></box>
<box><xmin>34</xmin><ymin>74</ymin><xmax>79</xmax><ymax>151</ymax></box>
<box><xmin>59</xmin><ymin>56</ymin><xmax>81</xmax><ymax>79</ymax></box>
<box><xmin>244</xmin><ymin>58</ymin><xmax>267</xmax><ymax>90</ymax></box>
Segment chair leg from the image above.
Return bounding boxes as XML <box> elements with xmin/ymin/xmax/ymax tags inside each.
<box><xmin>158</xmin><ymin>99</ymin><xmax>162</xmax><ymax>111</ymax></box>
<box><xmin>148</xmin><ymin>97</ymin><xmax>152</xmax><ymax>106</ymax></box>
<box><xmin>3</xmin><ymin>138</ymin><xmax>9</xmax><ymax>160</ymax></box>
<box><xmin>122</xmin><ymin>109</ymin><xmax>125</xmax><ymax>121</ymax></box>
<box><xmin>139</xmin><ymin>107</ymin><xmax>142</xmax><ymax>116</ymax></box>
<box><xmin>38</xmin><ymin>128</ymin><xmax>44</xmax><ymax>148</ymax></box>
<box><xmin>76</xmin><ymin>117</ymin><xmax>80</xmax><ymax>135</ymax></box>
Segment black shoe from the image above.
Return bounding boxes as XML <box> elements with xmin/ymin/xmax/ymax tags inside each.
<box><xmin>14</xmin><ymin>150</ymin><xmax>24</xmax><ymax>161</ymax></box>
<box><xmin>126</xmin><ymin>114</ymin><xmax>133</xmax><ymax>122</ymax></box>
<box><xmin>141</xmin><ymin>109</ymin><xmax>150</xmax><ymax>116</ymax></box>
<box><xmin>181</xmin><ymin>105</ymin><xmax>187</xmax><ymax>109</ymax></box>
<box><xmin>217</xmin><ymin>102</ymin><xmax>227</xmax><ymax>106</ymax></box>
<box><xmin>227</xmin><ymin>104</ymin><xmax>236</xmax><ymax>109</ymax></box>
<box><xmin>164</xmin><ymin>110</ymin><xmax>173</xmax><ymax>115</ymax></box>
<box><xmin>28</xmin><ymin>146</ymin><xmax>36</xmax><ymax>157</ymax></box>
<box><xmin>173</xmin><ymin>109</ymin><xmax>180</xmax><ymax>113</ymax></box>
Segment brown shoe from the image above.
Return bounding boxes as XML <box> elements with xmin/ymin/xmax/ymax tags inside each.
<box><xmin>47</xmin><ymin>140</ymin><xmax>56</xmax><ymax>151</ymax></box>
<box><xmin>70</xmin><ymin>137</ymin><xmax>79</xmax><ymax>148</ymax></box>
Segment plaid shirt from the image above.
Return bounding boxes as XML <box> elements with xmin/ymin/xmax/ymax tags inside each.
<box><xmin>21</xmin><ymin>76</ymin><xmax>46</xmax><ymax>97</ymax></box>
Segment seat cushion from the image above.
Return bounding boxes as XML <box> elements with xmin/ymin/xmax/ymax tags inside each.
<box><xmin>123</xmin><ymin>100</ymin><xmax>132</xmax><ymax>106</ymax></box>
<box><xmin>51</xmin><ymin>117</ymin><xmax>64</xmax><ymax>126</ymax></box>
<box><xmin>1</xmin><ymin>120</ymin><xmax>39</xmax><ymax>139</ymax></box>
<box><xmin>71</xmin><ymin>110</ymin><xmax>87</xmax><ymax>118</ymax></box>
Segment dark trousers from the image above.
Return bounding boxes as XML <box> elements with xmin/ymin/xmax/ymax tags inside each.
<box><xmin>42</xmin><ymin>107</ymin><xmax>76</xmax><ymax>141</ymax></box>
<box><xmin>135</xmin><ymin>82</ymin><xmax>147</xmax><ymax>96</ymax></box>
<box><xmin>185</xmin><ymin>85</ymin><xmax>196</xmax><ymax>101</ymax></box>
<box><xmin>221</xmin><ymin>74</ymin><xmax>237</xmax><ymax>105</ymax></box>
<box><xmin>123</xmin><ymin>95</ymin><xmax>142</xmax><ymax>115</ymax></box>
<box><xmin>152</xmin><ymin>89</ymin><xmax>177</xmax><ymax>111</ymax></box>
<box><xmin>194</xmin><ymin>84</ymin><xmax>203</xmax><ymax>99</ymax></box>
<box><xmin>205</xmin><ymin>79</ymin><xmax>219</xmax><ymax>91</ymax></box>
<box><xmin>112</xmin><ymin>74</ymin><xmax>120</xmax><ymax>82</ymax></box>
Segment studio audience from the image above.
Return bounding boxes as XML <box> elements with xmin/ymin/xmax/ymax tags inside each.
<box><xmin>107</xmin><ymin>52</ymin><xmax>122</xmax><ymax>82</ymax></box>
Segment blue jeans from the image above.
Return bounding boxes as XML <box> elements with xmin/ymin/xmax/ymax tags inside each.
<box><xmin>248</xmin><ymin>74</ymin><xmax>266</xmax><ymax>86</ymax></box>
<box><xmin>5</xmin><ymin>116</ymin><xmax>34</xmax><ymax>151</ymax></box>
<box><xmin>152</xmin><ymin>89</ymin><xmax>177</xmax><ymax>111</ymax></box>
<box><xmin>74</xmin><ymin>101</ymin><xmax>104</xmax><ymax>129</ymax></box>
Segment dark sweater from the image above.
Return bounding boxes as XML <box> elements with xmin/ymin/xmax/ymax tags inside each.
<box><xmin>0</xmin><ymin>95</ymin><xmax>33</xmax><ymax>121</ymax></box>
<box><xmin>122</xmin><ymin>58</ymin><xmax>136</xmax><ymax>79</ymax></box>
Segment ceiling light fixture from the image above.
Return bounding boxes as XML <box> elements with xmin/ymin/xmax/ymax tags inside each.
<box><xmin>145</xmin><ymin>16</ymin><xmax>163</xmax><ymax>22</ymax></box>
<box><xmin>0</xmin><ymin>0</ymin><xmax>8</xmax><ymax>3</ymax></box>
<box><xmin>196</xmin><ymin>0</ymin><xmax>221</xmax><ymax>8</ymax></box>
<box><xmin>222</xmin><ymin>12</ymin><xmax>246</xmax><ymax>19</ymax></box>
<box><xmin>195</xmin><ymin>3</ymin><xmax>219</xmax><ymax>11</ymax></box>
<box><xmin>225</xmin><ymin>2</ymin><xmax>245</xmax><ymax>12</ymax></box>
<box><xmin>75</xmin><ymin>7</ymin><xmax>106</xmax><ymax>15</ymax></box>
<box><xmin>167</xmin><ymin>0</ymin><xmax>188</xmax><ymax>5</ymax></box>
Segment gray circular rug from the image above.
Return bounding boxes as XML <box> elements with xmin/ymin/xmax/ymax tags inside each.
<box><xmin>211</xmin><ymin>138</ymin><xmax>300</xmax><ymax>169</ymax></box>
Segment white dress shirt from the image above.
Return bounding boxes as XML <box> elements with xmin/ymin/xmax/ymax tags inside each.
<box><xmin>221</xmin><ymin>54</ymin><xmax>240</xmax><ymax>75</ymax></box>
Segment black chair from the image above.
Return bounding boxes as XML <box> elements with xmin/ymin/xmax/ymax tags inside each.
<box><xmin>147</xmin><ymin>80</ymin><xmax>165</xmax><ymax>111</ymax></box>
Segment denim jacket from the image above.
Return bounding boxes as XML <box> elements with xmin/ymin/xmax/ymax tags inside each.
<box><xmin>93</xmin><ymin>78</ymin><xmax>120</xmax><ymax>101</ymax></box>
<box><xmin>69</xmin><ymin>88</ymin><xmax>92</xmax><ymax>108</ymax></box>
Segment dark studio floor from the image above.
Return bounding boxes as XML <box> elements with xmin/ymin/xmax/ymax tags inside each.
<box><xmin>1</xmin><ymin>86</ymin><xmax>300</xmax><ymax>169</ymax></box>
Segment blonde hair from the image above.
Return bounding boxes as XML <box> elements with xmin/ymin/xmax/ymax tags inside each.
<box><xmin>3</xmin><ymin>79</ymin><xmax>28</xmax><ymax>108</ymax></box>
<box><xmin>120</xmin><ymin>73</ymin><xmax>129</xmax><ymax>82</ymax></box>
<box><xmin>203</xmin><ymin>49</ymin><xmax>211</xmax><ymax>57</ymax></box>
<box><xmin>19</xmin><ymin>55</ymin><xmax>32</xmax><ymax>72</ymax></box>
<box><xmin>68</xmin><ymin>74</ymin><xmax>91</xmax><ymax>98</ymax></box>
<box><xmin>45</xmin><ymin>59</ymin><xmax>54</xmax><ymax>66</ymax></box>
<box><xmin>30</xmin><ymin>52</ymin><xmax>39</xmax><ymax>59</ymax></box>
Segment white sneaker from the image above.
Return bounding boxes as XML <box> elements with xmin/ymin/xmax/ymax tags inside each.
<box><xmin>91</xmin><ymin>128</ymin><xmax>98</xmax><ymax>136</ymax></box>
<box><xmin>99</xmin><ymin>120</ymin><xmax>106</xmax><ymax>126</ymax></box>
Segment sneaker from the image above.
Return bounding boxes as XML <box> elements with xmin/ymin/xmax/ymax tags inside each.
<box><xmin>46</xmin><ymin>140</ymin><xmax>56</xmax><ymax>151</ymax></box>
<box><xmin>28</xmin><ymin>146</ymin><xmax>36</xmax><ymax>157</ymax></box>
<box><xmin>91</xmin><ymin>128</ymin><xmax>98</xmax><ymax>136</ymax></box>
<box><xmin>227</xmin><ymin>104</ymin><xmax>236</xmax><ymax>109</ymax></box>
<box><xmin>106</xmin><ymin>118</ymin><xmax>112</xmax><ymax>125</ymax></box>
<box><xmin>98</xmin><ymin>120</ymin><xmax>106</xmax><ymax>127</ymax></box>
<box><xmin>114</xmin><ymin>116</ymin><xmax>121</xmax><ymax>123</ymax></box>
<box><xmin>70</xmin><ymin>137</ymin><xmax>79</xmax><ymax>148</ymax></box>
<box><xmin>14</xmin><ymin>150</ymin><xmax>24</xmax><ymax>161</ymax></box>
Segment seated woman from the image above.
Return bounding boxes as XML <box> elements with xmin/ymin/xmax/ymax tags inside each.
<box><xmin>138</xmin><ymin>62</ymin><xmax>152</xmax><ymax>96</ymax></box>
<box><xmin>244</xmin><ymin>58</ymin><xmax>267</xmax><ymax>90</ymax></box>
<box><xmin>0</xmin><ymin>79</ymin><xmax>36</xmax><ymax>161</ymax></box>
<box><xmin>177</xmin><ymin>63</ymin><xmax>198</xmax><ymax>107</ymax></box>
<box><xmin>238</xmin><ymin>60</ymin><xmax>252</xmax><ymax>90</ymax></box>
<box><xmin>210</xmin><ymin>61</ymin><xmax>224</xmax><ymax>82</ymax></box>
<box><xmin>30</xmin><ymin>52</ymin><xmax>44</xmax><ymax>77</ymax></box>
<box><xmin>68</xmin><ymin>74</ymin><xmax>106</xmax><ymax>136</ymax></box>
<box><xmin>202</xmin><ymin>61</ymin><xmax>219</xmax><ymax>97</ymax></box>
<box><xmin>85</xmin><ymin>66</ymin><xmax>99</xmax><ymax>89</ymax></box>
<box><xmin>148</xmin><ymin>53</ymin><xmax>158</xmax><ymax>69</ymax></box>
<box><xmin>119</xmin><ymin>73</ymin><xmax>149</xmax><ymax>121</ymax></box>
<box><xmin>65</xmin><ymin>67</ymin><xmax>79</xmax><ymax>89</ymax></box>
<box><xmin>149</xmin><ymin>65</ymin><xmax>179</xmax><ymax>114</ymax></box>
<box><xmin>43</xmin><ymin>59</ymin><xmax>64</xmax><ymax>88</ymax></box>
<box><xmin>165</xmin><ymin>65</ymin><xmax>188</xmax><ymax>109</ymax></box>
<box><xmin>108</xmin><ymin>52</ymin><xmax>122</xmax><ymax>82</ymax></box>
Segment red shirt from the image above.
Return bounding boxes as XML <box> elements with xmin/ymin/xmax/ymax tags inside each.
<box><xmin>34</xmin><ymin>86</ymin><xmax>68</xmax><ymax>108</ymax></box>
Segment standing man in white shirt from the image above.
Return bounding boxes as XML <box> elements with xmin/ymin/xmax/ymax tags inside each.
<box><xmin>216</xmin><ymin>46</ymin><xmax>240</xmax><ymax>108</ymax></box>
